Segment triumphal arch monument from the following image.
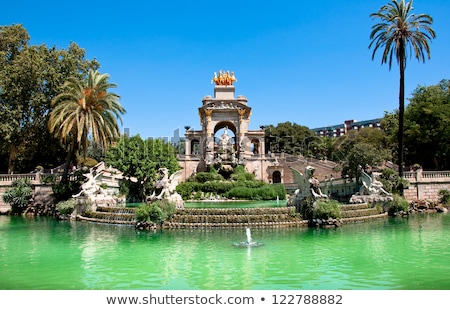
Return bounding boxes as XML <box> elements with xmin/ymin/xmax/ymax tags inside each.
<box><xmin>178</xmin><ymin>71</ymin><xmax>284</xmax><ymax>183</ymax></box>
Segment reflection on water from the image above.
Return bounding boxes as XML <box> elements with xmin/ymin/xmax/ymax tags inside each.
<box><xmin>0</xmin><ymin>213</ymin><xmax>450</xmax><ymax>289</ymax></box>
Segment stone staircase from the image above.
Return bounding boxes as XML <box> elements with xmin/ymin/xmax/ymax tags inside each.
<box><xmin>340</xmin><ymin>203</ymin><xmax>387</xmax><ymax>223</ymax></box>
<box><xmin>76</xmin><ymin>206</ymin><xmax>137</xmax><ymax>225</ymax></box>
<box><xmin>164</xmin><ymin>207</ymin><xmax>307</xmax><ymax>228</ymax></box>
<box><xmin>73</xmin><ymin>202</ymin><xmax>387</xmax><ymax>227</ymax></box>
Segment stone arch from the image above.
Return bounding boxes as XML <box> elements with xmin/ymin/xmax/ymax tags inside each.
<box><xmin>272</xmin><ymin>170</ymin><xmax>282</xmax><ymax>183</ymax></box>
<box><xmin>214</xmin><ymin>121</ymin><xmax>237</xmax><ymax>153</ymax></box>
<box><xmin>213</xmin><ymin>121</ymin><xmax>237</xmax><ymax>136</ymax></box>
<box><xmin>250</xmin><ymin>138</ymin><xmax>260</xmax><ymax>155</ymax></box>
<box><xmin>190</xmin><ymin>139</ymin><xmax>200</xmax><ymax>155</ymax></box>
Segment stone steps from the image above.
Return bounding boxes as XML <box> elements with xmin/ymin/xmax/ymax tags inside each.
<box><xmin>76</xmin><ymin>203</ymin><xmax>387</xmax><ymax>227</ymax></box>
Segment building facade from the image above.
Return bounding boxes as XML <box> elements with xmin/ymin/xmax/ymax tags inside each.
<box><xmin>177</xmin><ymin>71</ymin><xmax>282</xmax><ymax>183</ymax></box>
<box><xmin>312</xmin><ymin>119</ymin><xmax>382</xmax><ymax>137</ymax></box>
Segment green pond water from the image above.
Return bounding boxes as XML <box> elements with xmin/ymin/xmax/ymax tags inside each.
<box><xmin>1</xmin><ymin>211</ymin><xmax>449</xmax><ymax>290</ymax></box>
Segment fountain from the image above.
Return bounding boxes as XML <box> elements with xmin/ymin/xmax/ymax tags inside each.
<box><xmin>233</xmin><ymin>227</ymin><xmax>264</xmax><ymax>247</ymax></box>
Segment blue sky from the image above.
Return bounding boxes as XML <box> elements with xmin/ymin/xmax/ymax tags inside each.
<box><xmin>3</xmin><ymin>0</ymin><xmax>449</xmax><ymax>139</ymax></box>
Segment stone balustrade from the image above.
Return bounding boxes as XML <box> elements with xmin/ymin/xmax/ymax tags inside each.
<box><xmin>0</xmin><ymin>173</ymin><xmax>38</xmax><ymax>185</ymax></box>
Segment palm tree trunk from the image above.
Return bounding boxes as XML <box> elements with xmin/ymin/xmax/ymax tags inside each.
<box><xmin>398</xmin><ymin>45</ymin><xmax>405</xmax><ymax>196</ymax></box>
<box><xmin>62</xmin><ymin>138</ymin><xmax>77</xmax><ymax>181</ymax></box>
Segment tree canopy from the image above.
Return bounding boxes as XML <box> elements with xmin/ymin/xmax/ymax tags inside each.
<box><xmin>264</xmin><ymin>122</ymin><xmax>319</xmax><ymax>156</ymax></box>
<box><xmin>0</xmin><ymin>24</ymin><xmax>99</xmax><ymax>173</ymax></box>
<box><xmin>332</xmin><ymin>128</ymin><xmax>391</xmax><ymax>181</ymax></box>
<box><xmin>48</xmin><ymin>70</ymin><xmax>125</xmax><ymax>180</ymax></box>
<box><xmin>404</xmin><ymin>79</ymin><xmax>450</xmax><ymax>169</ymax></box>
<box><xmin>105</xmin><ymin>134</ymin><xmax>180</xmax><ymax>202</ymax></box>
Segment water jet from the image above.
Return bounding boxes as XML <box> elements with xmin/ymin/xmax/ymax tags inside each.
<box><xmin>233</xmin><ymin>227</ymin><xmax>264</xmax><ymax>247</ymax></box>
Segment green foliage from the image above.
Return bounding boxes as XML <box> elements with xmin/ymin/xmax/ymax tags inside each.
<box><xmin>49</xmin><ymin>69</ymin><xmax>125</xmax><ymax>180</ymax></box>
<box><xmin>51</xmin><ymin>169</ymin><xmax>86</xmax><ymax>202</ymax></box>
<box><xmin>177</xmin><ymin>164</ymin><xmax>285</xmax><ymax>201</ymax></box>
<box><xmin>403</xmin><ymin>80</ymin><xmax>450</xmax><ymax>169</ymax></box>
<box><xmin>438</xmin><ymin>189</ymin><xmax>450</xmax><ymax>206</ymax></box>
<box><xmin>264</xmin><ymin>122</ymin><xmax>319</xmax><ymax>155</ymax></box>
<box><xmin>192</xmin><ymin>171</ymin><xmax>224</xmax><ymax>183</ymax></box>
<box><xmin>0</xmin><ymin>24</ymin><xmax>99</xmax><ymax>173</ymax></box>
<box><xmin>42</xmin><ymin>174</ymin><xmax>57</xmax><ymax>185</ymax></box>
<box><xmin>388</xmin><ymin>194</ymin><xmax>409</xmax><ymax>215</ymax></box>
<box><xmin>225</xmin><ymin>184</ymin><xmax>285</xmax><ymax>200</ymax></box>
<box><xmin>76</xmin><ymin>156</ymin><xmax>98</xmax><ymax>168</ymax></box>
<box><xmin>56</xmin><ymin>199</ymin><xmax>76</xmax><ymax>215</ymax></box>
<box><xmin>2</xmin><ymin>178</ymin><xmax>33</xmax><ymax>214</ymax></box>
<box><xmin>135</xmin><ymin>199</ymin><xmax>176</xmax><ymax>224</ymax></box>
<box><xmin>313</xmin><ymin>199</ymin><xmax>342</xmax><ymax>220</ymax></box>
<box><xmin>105</xmin><ymin>134</ymin><xmax>180</xmax><ymax>202</ymax></box>
<box><xmin>299</xmin><ymin>197</ymin><xmax>341</xmax><ymax>221</ymax></box>
<box><xmin>370</xmin><ymin>0</ymin><xmax>435</xmax><ymax>181</ymax></box>
<box><xmin>230</xmin><ymin>165</ymin><xmax>256</xmax><ymax>181</ymax></box>
<box><xmin>379</xmin><ymin>168</ymin><xmax>408</xmax><ymax>195</ymax></box>
<box><xmin>332</xmin><ymin>128</ymin><xmax>391</xmax><ymax>181</ymax></box>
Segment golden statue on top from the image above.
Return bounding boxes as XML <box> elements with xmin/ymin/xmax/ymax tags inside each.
<box><xmin>211</xmin><ymin>70</ymin><xmax>237</xmax><ymax>85</ymax></box>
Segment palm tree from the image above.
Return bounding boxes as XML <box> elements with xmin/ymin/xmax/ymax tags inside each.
<box><xmin>369</xmin><ymin>0</ymin><xmax>435</xmax><ymax>195</ymax></box>
<box><xmin>48</xmin><ymin>70</ymin><xmax>126</xmax><ymax>180</ymax></box>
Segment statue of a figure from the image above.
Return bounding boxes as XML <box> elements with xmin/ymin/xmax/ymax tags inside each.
<box><xmin>147</xmin><ymin>168</ymin><xmax>185</xmax><ymax>209</ymax></box>
<box><xmin>211</xmin><ymin>70</ymin><xmax>237</xmax><ymax>85</ymax></box>
<box><xmin>290</xmin><ymin>165</ymin><xmax>327</xmax><ymax>202</ymax></box>
<box><xmin>360</xmin><ymin>170</ymin><xmax>391</xmax><ymax>196</ymax></box>
<box><xmin>72</xmin><ymin>170</ymin><xmax>106</xmax><ymax>198</ymax></box>
<box><xmin>219</xmin><ymin>127</ymin><xmax>232</xmax><ymax>148</ymax></box>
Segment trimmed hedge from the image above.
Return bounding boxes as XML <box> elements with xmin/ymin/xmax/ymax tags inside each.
<box><xmin>176</xmin><ymin>180</ymin><xmax>286</xmax><ymax>201</ymax></box>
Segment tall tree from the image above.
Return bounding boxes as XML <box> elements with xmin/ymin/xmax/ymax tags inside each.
<box><xmin>105</xmin><ymin>134</ymin><xmax>180</xmax><ymax>202</ymax></box>
<box><xmin>0</xmin><ymin>24</ymin><xmax>99</xmax><ymax>173</ymax></box>
<box><xmin>332</xmin><ymin>128</ymin><xmax>391</xmax><ymax>183</ymax></box>
<box><xmin>48</xmin><ymin>70</ymin><xmax>126</xmax><ymax>180</ymax></box>
<box><xmin>264</xmin><ymin>122</ymin><xmax>318</xmax><ymax>155</ymax></box>
<box><xmin>404</xmin><ymin>80</ymin><xmax>450</xmax><ymax>169</ymax></box>
<box><xmin>369</xmin><ymin>0</ymin><xmax>435</xmax><ymax>194</ymax></box>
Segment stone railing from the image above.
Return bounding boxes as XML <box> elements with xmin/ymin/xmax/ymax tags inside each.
<box><xmin>403</xmin><ymin>170</ymin><xmax>450</xmax><ymax>181</ymax></box>
<box><xmin>0</xmin><ymin>172</ymin><xmax>68</xmax><ymax>186</ymax></box>
<box><xmin>0</xmin><ymin>173</ymin><xmax>39</xmax><ymax>185</ymax></box>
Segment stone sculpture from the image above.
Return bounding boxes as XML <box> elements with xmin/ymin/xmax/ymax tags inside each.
<box><xmin>72</xmin><ymin>162</ymin><xmax>125</xmax><ymax>207</ymax></box>
<box><xmin>147</xmin><ymin>168</ymin><xmax>185</xmax><ymax>209</ymax></box>
<box><xmin>290</xmin><ymin>165</ymin><xmax>328</xmax><ymax>205</ymax></box>
<box><xmin>349</xmin><ymin>167</ymin><xmax>392</xmax><ymax>203</ymax></box>
<box><xmin>211</xmin><ymin>70</ymin><xmax>237</xmax><ymax>85</ymax></box>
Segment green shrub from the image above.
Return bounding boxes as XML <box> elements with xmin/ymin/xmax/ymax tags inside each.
<box><xmin>42</xmin><ymin>174</ymin><xmax>57</xmax><ymax>185</ymax></box>
<box><xmin>56</xmin><ymin>199</ymin><xmax>76</xmax><ymax>215</ymax></box>
<box><xmin>2</xmin><ymin>178</ymin><xmax>33</xmax><ymax>214</ymax></box>
<box><xmin>299</xmin><ymin>197</ymin><xmax>341</xmax><ymax>220</ymax></box>
<box><xmin>313</xmin><ymin>199</ymin><xmax>342</xmax><ymax>220</ymax></box>
<box><xmin>225</xmin><ymin>184</ymin><xmax>285</xmax><ymax>200</ymax></box>
<box><xmin>135</xmin><ymin>199</ymin><xmax>176</xmax><ymax>224</ymax></box>
<box><xmin>380</xmin><ymin>168</ymin><xmax>409</xmax><ymax>195</ymax></box>
<box><xmin>438</xmin><ymin>189</ymin><xmax>450</xmax><ymax>206</ymax></box>
<box><xmin>230</xmin><ymin>165</ymin><xmax>255</xmax><ymax>181</ymax></box>
<box><xmin>51</xmin><ymin>169</ymin><xmax>86</xmax><ymax>202</ymax></box>
<box><xmin>177</xmin><ymin>164</ymin><xmax>286</xmax><ymax>201</ymax></box>
<box><xmin>388</xmin><ymin>194</ymin><xmax>409</xmax><ymax>215</ymax></box>
<box><xmin>193</xmin><ymin>171</ymin><xmax>224</xmax><ymax>183</ymax></box>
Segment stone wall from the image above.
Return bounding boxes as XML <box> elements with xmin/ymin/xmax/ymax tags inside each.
<box><xmin>0</xmin><ymin>173</ymin><xmax>54</xmax><ymax>213</ymax></box>
<box><xmin>403</xmin><ymin>170</ymin><xmax>450</xmax><ymax>202</ymax></box>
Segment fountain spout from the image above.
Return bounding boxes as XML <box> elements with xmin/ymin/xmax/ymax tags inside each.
<box><xmin>246</xmin><ymin>227</ymin><xmax>252</xmax><ymax>244</ymax></box>
<box><xmin>233</xmin><ymin>227</ymin><xmax>264</xmax><ymax>247</ymax></box>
